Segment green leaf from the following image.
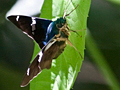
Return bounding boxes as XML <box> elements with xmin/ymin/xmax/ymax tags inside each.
<box><xmin>40</xmin><ymin>0</ymin><xmax>52</xmax><ymax>19</ymax></box>
<box><xmin>30</xmin><ymin>0</ymin><xmax>91</xmax><ymax>90</ymax></box>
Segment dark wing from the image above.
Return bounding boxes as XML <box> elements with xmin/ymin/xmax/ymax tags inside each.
<box><xmin>7</xmin><ymin>15</ymin><xmax>52</xmax><ymax>48</ymax></box>
<box><xmin>20</xmin><ymin>37</ymin><xmax>66</xmax><ymax>87</ymax></box>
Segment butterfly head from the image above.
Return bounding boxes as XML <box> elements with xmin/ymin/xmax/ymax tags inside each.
<box><xmin>55</xmin><ymin>17</ymin><xmax>66</xmax><ymax>29</ymax></box>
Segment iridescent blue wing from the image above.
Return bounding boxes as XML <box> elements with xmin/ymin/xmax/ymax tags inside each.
<box><xmin>7</xmin><ymin>15</ymin><xmax>52</xmax><ymax>48</ymax></box>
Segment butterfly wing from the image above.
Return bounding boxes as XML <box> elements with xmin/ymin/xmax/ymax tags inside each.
<box><xmin>7</xmin><ymin>15</ymin><xmax>69</xmax><ymax>87</ymax></box>
<box><xmin>20</xmin><ymin>37</ymin><xmax>66</xmax><ymax>87</ymax></box>
<box><xmin>7</xmin><ymin>15</ymin><xmax>52</xmax><ymax>48</ymax></box>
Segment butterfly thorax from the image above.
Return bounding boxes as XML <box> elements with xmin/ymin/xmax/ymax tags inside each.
<box><xmin>44</xmin><ymin>17</ymin><xmax>69</xmax><ymax>44</ymax></box>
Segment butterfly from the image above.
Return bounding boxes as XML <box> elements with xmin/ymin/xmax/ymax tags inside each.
<box><xmin>7</xmin><ymin>4</ymin><xmax>81</xmax><ymax>87</ymax></box>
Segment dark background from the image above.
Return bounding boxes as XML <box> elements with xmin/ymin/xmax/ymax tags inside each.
<box><xmin>0</xmin><ymin>0</ymin><xmax>120</xmax><ymax>90</ymax></box>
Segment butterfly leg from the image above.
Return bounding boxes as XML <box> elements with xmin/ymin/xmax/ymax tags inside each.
<box><xmin>55</xmin><ymin>37</ymin><xmax>67</xmax><ymax>42</ymax></box>
<box><xmin>55</xmin><ymin>29</ymin><xmax>62</xmax><ymax>38</ymax></box>
<box><xmin>66</xmin><ymin>39</ymin><xmax>83</xmax><ymax>59</ymax></box>
<box><xmin>55</xmin><ymin>33</ymin><xmax>61</xmax><ymax>38</ymax></box>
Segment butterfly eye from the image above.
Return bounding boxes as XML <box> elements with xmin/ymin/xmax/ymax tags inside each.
<box><xmin>56</xmin><ymin>23</ymin><xmax>62</xmax><ymax>28</ymax></box>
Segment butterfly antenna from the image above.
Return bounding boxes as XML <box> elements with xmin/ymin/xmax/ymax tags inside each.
<box><xmin>65</xmin><ymin>4</ymin><xmax>79</xmax><ymax>17</ymax></box>
<box><xmin>63</xmin><ymin>0</ymin><xmax>71</xmax><ymax>19</ymax></box>
<box><xmin>63</xmin><ymin>10</ymin><xmax>67</xmax><ymax>19</ymax></box>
